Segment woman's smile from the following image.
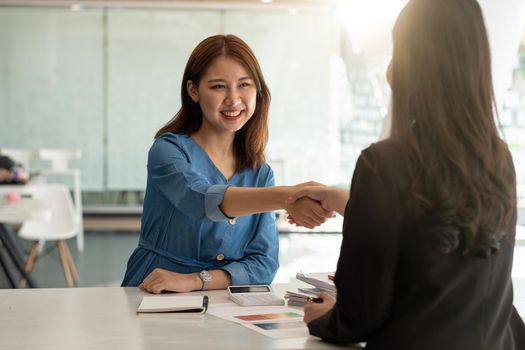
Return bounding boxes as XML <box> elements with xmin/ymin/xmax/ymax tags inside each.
<box><xmin>221</xmin><ymin>109</ymin><xmax>244</xmax><ymax>120</ymax></box>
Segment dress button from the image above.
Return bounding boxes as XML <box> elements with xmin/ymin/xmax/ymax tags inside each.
<box><xmin>228</xmin><ymin>218</ymin><xmax>236</xmax><ymax>225</ymax></box>
<box><xmin>216</xmin><ymin>253</ymin><xmax>225</xmax><ymax>261</ymax></box>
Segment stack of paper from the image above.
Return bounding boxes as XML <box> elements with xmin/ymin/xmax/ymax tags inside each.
<box><xmin>298</xmin><ymin>287</ymin><xmax>335</xmax><ymax>298</ymax></box>
<box><xmin>284</xmin><ymin>291</ymin><xmax>316</xmax><ymax>306</ymax></box>
<box><xmin>296</xmin><ymin>271</ymin><xmax>336</xmax><ymax>298</ymax></box>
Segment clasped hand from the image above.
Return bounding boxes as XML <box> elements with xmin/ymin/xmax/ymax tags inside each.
<box><xmin>284</xmin><ymin>182</ymin><xmax>334</xmax><ymax>229</ymax></box>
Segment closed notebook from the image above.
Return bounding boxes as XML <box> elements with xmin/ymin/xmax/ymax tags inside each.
<box><xmin>137</xmin><ymin>295</ymin><xmax>208</xmax><ymax>314</ymax></box>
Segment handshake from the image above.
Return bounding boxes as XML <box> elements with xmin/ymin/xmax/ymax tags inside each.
<box><xmin>283</xmin><ymin>182</ymin><xmax>349</xmax><ymax>229</ymax></box>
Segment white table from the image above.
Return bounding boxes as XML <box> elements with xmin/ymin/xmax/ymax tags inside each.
<box><xmin>0</xmin><ymin>284</ymin><xmax>360</xmax><ymax>350</ymax></box>
<box><xmin>0</xmin><ymin>281</ymin><xmax>522</xmax><ymax>350</ymax></box>
<box><xmin>0</xmin><ymin>185</ymin><xmax>52</xmax><ymax>288</ymax></box>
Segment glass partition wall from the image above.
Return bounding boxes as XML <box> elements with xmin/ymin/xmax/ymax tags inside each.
<box><xmin>1</xmin><ymin>2</ymin><xmax>524</xmax><ymax>226</ymax></box>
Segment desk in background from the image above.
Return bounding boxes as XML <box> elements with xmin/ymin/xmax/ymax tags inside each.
<box><xmin>0</xmin><ymin>185</ymin><xmax>51</xmax><ymax>224</ymax></box>
<box><xmin>0</xmin><ymin>185</ymin><xmax>52</xmax><ymax>288</ymax></box>
<box><xmin>0</xmin><ymin>283</ymin><xmax>360</xmax><ymax>350</ymax></box>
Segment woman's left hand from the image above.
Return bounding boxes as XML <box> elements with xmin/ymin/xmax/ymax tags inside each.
<box><xmin>139</xmin><ymin>268</ymin><xmax>202</xmax><ymax>294</ymax></box>
<box><xmin>303</xmin><ymin>292</ymin><xmax>336</xmax><ymax>324</ymax></box>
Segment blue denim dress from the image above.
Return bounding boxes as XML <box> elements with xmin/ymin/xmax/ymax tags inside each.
<box><xmin>122</xmin><ymin>133</ymin><xmax>279</xmax><ymax>286</ymax></box>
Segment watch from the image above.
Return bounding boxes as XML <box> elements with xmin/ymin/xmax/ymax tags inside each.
<box><xmin>199</xmin><ymin>270</ymin><xmax>212</xmax><ymax>291</ymax></box>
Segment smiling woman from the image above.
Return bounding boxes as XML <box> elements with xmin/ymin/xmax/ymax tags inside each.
<box><xmin>121</xmin><ymin>34</ymin><xmax>333</xmax><ymax>294</ymax></box>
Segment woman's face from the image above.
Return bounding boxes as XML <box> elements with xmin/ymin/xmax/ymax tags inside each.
<box><xmin>187</xmin><ymin>56</ymin><xmax>257</xmax><ymax>135</ymax></box>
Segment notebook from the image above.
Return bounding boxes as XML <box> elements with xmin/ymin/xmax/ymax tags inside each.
<box><xmin>137</xmin><ymin>295</ymin><xmax>208</xmax><ymax>314</ymax></box>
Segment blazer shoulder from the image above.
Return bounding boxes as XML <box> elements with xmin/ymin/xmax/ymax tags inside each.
<box><xmin>361</xmin><ymin>139</ymin><xmax>412</xmax><ymax>170</ymax></box>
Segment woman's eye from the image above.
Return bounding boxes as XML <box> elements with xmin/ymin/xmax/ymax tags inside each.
<box><xmin>240</xmin><ymin>82</ymin><xmax>252</xmax><ymax>88</ymax></box>
<box><xmin>211</xmin><ymin>84</ymin><xmax>226</xmax><ymax>90</ymax></box>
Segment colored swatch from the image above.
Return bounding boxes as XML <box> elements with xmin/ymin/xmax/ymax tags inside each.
<box><xmin>235</xmin><ymin>312</ymin><xmax>301</xmax><ymax>321</ymax></box>
<box><xmin>253</xmin><ymin>321</ymin><xmax>305</xmax><ymax>330</ymax></box>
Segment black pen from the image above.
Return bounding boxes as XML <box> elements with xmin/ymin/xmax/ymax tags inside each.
<box><xmin>307</xmin><ymin>296</ymin><xmax>323</xmax><ymax>303</ymax></box>
<box><xmin>202</xmin><ymin>295</ymin><xmax>209</xmax><ymax>313</ymax></box>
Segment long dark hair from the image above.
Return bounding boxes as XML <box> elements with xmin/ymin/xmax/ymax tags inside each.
<box><xmin>155</xmin><ymin>34</ymin><xmax>271</xmax><ymax>171</ymax></box>
<box><xmin>390</xmin><ymin>0</ymin><xmax>516</xmax><ymax>254</ymax></box>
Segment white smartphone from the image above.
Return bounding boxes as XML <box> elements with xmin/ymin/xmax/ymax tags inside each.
<box><xmin>227</xmin><ymin>285</ymin><xmax>284</xmax><ymax>306</ymax></box>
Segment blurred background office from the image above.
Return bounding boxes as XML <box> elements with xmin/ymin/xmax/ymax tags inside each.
<box><xmin>0</xmin><ymin>0</ymin><xmax>524</xmax><ymax>290</ymax></box>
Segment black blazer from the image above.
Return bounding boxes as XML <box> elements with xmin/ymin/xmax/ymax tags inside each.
<box><xmin>308</xmin><ymin>140</ymin><xmax>525</xmax><ymax>350</ymax></box>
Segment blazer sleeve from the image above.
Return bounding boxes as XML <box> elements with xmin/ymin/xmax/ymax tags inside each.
<box><xmin>308</xmin><ymin>143</ymin><xmax>409</xmax><ymax>344</ymax></box>
<box><xmin>147</xmin><ymin>136</ymin><xmax>230</xmax><ymax>222</ymax></box>
<box><xmin>221</xmin><ymin>167</ymin><xmax>280</xmax><ymax>285</ymax></box>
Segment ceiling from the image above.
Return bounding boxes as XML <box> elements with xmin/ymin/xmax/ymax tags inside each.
<box><xmin>0</xmin><ymin>0</ymin><xmax>338</xmax><ymax>11</ymax></box>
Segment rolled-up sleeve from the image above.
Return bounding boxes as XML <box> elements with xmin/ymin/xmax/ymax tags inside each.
<box><xmin>205</xmin><ymin>184</ymin><xmax>231</xmax><ymax>221</ymax></box>
<box><xmin>148</xmin><ymin>136</ymin><xmax>229</xmax><ymax>222</ymax></box>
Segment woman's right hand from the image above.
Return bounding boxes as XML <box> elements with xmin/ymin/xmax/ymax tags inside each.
<box><xmin>287</xmin><ymin>185</ymin><xmax>349</xmax><ymax>217</ymax></box>
<box><xmin>285</xmin><ymin>196</ymin><xmax>332</xmax><ymax>229</ymax></box>
<box><xmin>283</xmin><ymin>182</ymin><xmax>333</xmax><ymax>229</ymax></box>
<box><xmin>303</xmin><ymin>292</ymin><xmax>336</xmax><ymax>324</ymax></box>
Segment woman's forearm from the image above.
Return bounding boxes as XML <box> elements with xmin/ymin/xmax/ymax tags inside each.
<box><xmin>220</xmin><ymin>186</ymin><xmax>293</xmax><ymax>217</ymax></box>
<box><xmin>329</xmin><ymin>187</ymin><xmax>351</xmax><ymax>216</ymax></box>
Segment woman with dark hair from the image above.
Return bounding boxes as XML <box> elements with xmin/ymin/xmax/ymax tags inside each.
<box><xmin>122</xmin><ymin>35</ymin><xmax>331</xmax><ymax>293</ymax></box>
<box><xmin>289</xmin><ymin>0</ymin><xmax>525</xmax><ymax>348</ymax></box>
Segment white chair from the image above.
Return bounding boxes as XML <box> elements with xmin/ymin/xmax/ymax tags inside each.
<box><xmin>37</xmin><ymin>149</ymin><xmax>84</xmax><ymax>252</ymax></box>
<box><xmin>18</xmin><ymin>184</ymin><xmax>79</xmax><ymax>288</ymax></box>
